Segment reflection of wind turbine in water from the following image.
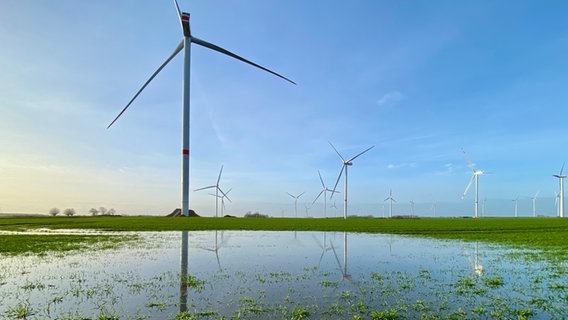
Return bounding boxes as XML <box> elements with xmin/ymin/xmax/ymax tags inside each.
<box><xmin>197</xmin><ymin>231</ymin><xmax>227</xmax><ymax>270</ymax></box>
<box><xmin>474</xmin><ymin>242</ymin><xmax>484</xmax><ymax>276</ymax></box>
<box><xmin>107</xmin><ymin>0</ymin><xmax>295</xmax><ymax>217</ymax></box>
<box><xmin>179</xmin><ymin>231</ymin><xmax>189</xmax><ymax>313</ymax></box>
<box><xmin>313</xmin><ymin>232</ymin><xmax>332</xmax><ymax>265</ymax></box>
<box><xmin>330</xmin><ymin>232</ymin><xmax>351</xmax><ymax>281</ymax></box>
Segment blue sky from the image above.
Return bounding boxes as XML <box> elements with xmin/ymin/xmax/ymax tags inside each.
<box><xmin>2</xmin><ymin>1</ymin><xmax>568</xmax><ymax>217</ymax></box>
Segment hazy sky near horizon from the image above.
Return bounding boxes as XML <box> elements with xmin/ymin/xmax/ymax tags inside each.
<box><xmin>2</xmin><ymin>1</ymin><xmax>568</xmax><ymax>217</ymax></box>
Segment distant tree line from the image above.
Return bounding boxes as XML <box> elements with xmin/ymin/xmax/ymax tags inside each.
<box><xmin>48</xmin><ymin>207</ymin><xmax>117</xmax><ymax>217</ymax></box>
<box><xmin>244</xmin><ymin>211</ymin><xmax>268</xmax><ymax>218</ymax></box>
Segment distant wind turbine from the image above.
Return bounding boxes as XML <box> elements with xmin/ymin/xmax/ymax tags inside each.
<box><xmin>107</xmin><ymin>0</ymin><xmax>295</xmax><ymax>217</ymax></box>
<box><xmin>461</xmin><ymin>148</ymin><xmax>486</xmax><ymax>218</ymax></box>
<box><xmin>329</xmin><ymin>142</ymin><xmax>375</xmax><ymax>219</ymax></box>
<box><xmin>554</xmin><ymin>163</ymin><xmax>566</xmax><ymax>218</ymax></box>
<box><xmin>210</xmin><ymin>188</ymin><xmax>232</xmax><ymax>217</ymax></box>
<box><xmin>312</xmin><ymin>170</ymin><xmax>339</xmax><ymax>218</ymax></box>
<box><xmin>384</xmin><ymin>189</ymin><xmax>396</xmax><ymax>218</ymax></box>
<box><xmin>409</xmin><ymin>200</ymin><xmax>415</xmax><ymax>216</ymax></box>
<box><xmin>512</xmin><ymin>197</ymin><xmax>519</xmax><ymax>217</ymax></box>
<box><xmin>532</xmin><ymin>191</ymin><xmax>539</xmax><ymax>217</ymax></box>
<box><xmin>286</xmin><ymin>192</ymin><xmax>305</xmax><ymax>217</ymax></box>
<box><xmin>431</xmin><ymin>200</ymin><xmax>437</xmax><ymax>217</ymax></box>
<box><xmin>482</xmin><ymin>198</ymin><xmax>487</xmax><ymax>217</ymax></box>
<box><xmin>195</xmin><ymin>165</ymin><xmax>226</xmax><ymax>217</ymax></box>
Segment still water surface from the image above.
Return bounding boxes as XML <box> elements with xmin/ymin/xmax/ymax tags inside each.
<box><xmin>1</xmin><ymin>231</ymin><xmax>567</xmax><ymax>319</ymax></box>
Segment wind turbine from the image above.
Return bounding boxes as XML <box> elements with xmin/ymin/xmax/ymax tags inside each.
<box><xmin>409</xmin><ymin>200</ymin><xmax>415</xmax><ymax>216</ymax></box>
<box><xmin>461</xmin><ymin>148</ymin><xmax>485</xmax><ymax>218</ymax></box>
<box><xmin>107</xmin><ymin>1</ymin><xmax>295</xmax><ymax>217</ymax></box>
<box><xmin>532</xmin><ymin>191</ymin><xmax>539</xmax><ymax>217</ymax></box>
<box><xmin>286</xmin><ymin>192</ymin><xmax>305</xmax><ymax>217</ymax></box>
<box><xmin>512</xmin><ymin>197</ymin><xmax>519</xmax><ymax>217</ymax></box>
<box><xmin>383</xmin><ymin>189</ymin><xmax>396</xmax><ymax>218</ymax></box>
<box><xmin>431</xmin><ymin>200</ymin><xmax>437</xmax><ymax>217</ymax></box>
<box><xmin>554</xmin><ymin>163</ymin><xmax>566</xmax><ymax>218</ymax></box>
<box><xmin>210</xmin><ymin>188</ymin><xmax>232</xmax><ymax>217</ymax></box>
<box><xmin>312</xmin><ymin>170</ymin><xmax>339</xmax><ymax>218</ymax></box>
<box><xmin>482</xmin><ymin>198</ymin><xmax>487</xmax><ymax>217</ymax></box>
<box><xmin>195</xmin><ymin>165</ymin><xmax>226</xmax><ymax>217</ymax></box>
<box><xmin>329</xmin><ymin>142</ymin><xmax>375</xmax><ymax>219</ymax></box>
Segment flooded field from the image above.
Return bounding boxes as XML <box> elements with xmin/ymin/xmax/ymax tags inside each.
<box><xmin>1</xmin><ymin>231</ymin><xmax>567</xmax><ymax>319</ymax></box>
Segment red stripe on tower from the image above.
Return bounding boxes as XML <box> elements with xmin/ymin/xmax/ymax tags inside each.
<box><xmin>181</xmin><ymin>14</ymin><xmax>190</xmax><ymax>21</ymax></box>
<box><xmin>183</xmin><ymin>149</ymin><xmax>189</xmax><ymax>155</ymax></box>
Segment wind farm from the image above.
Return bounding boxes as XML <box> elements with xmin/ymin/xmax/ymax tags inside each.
<box><xmin>2</xmin><ymin>1</ymin><xmax>568</xmax><ymax>219</ymax></box>
<box><xmin>5</xmin><ymin>2</ymin><xmax>568</xmax><ymax>319</ymax></box>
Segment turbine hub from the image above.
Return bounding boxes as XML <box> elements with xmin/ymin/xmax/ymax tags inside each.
<box><xmin>181</xmin><ymin>12</ymin><xmax>191</xmax><ymax>37</ymax></box>
<box><xmin>346</xmin><ymin>162</ymin><xmax>353</xmax><ymax>166</ymax></box>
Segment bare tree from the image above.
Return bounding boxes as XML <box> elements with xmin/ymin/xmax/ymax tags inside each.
<box><xmin>89</xmin><ymin>208</ymin><xmax>99</xmax><ymax>216</ymax></box>
<box><xmin>49</xmin><ymin>208</ymin><xmax>60</xmax><ymax>217</ymax></box>
<box><xmin>99</xmin><ymin>207</ymin><xmax>107</xmax><ymax>216</ymax></box>
<box><xmin>63</xmin><ymin>208</ymin><xmax>76</xmax><ymax>217</ymax></box>
<box><xmin>107</xmin><ymin>208</ymin><xmax>116</xmax><ymax>216</ymax></box>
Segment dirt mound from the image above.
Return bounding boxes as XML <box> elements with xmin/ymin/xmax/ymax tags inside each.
<box><xmin>167</xmin><ymin>208</ymin><xmax>200</xmax><ymax>217</ymax></box>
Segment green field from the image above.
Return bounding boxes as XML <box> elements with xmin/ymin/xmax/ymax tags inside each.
<box><xmin>1</xmin><ymin>216</ymin><xmax>568</xmax><ymax>256</ymax></box>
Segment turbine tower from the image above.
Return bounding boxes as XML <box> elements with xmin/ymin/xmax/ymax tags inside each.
<box><xmin>554</xmin><ymin>163</ymin><xmax>566</xmax><ymax>218</ymax></box>
<box><xmin>329</xmin><ymin>142</ymin><xmax>375</xmax><ymax>219</ymax></box>
<box><xmin>409</xmin><ymin>200</ymin><xmax>415</xmax><ymax>216</ymax></box>
<box><xmin>383</xmin><ymin>189</ymin><xmax>396</xmax><ymax>218</ymax></box>
<box><xmin>461</xmin><ymin>148</ymin><xmax>485</xmax><ymax>218</ymax></box>
<box><xmin>108</xmin><ymin>1</ymin><xmax>295</xmax><ymax>217</ymax></box>
<box><xmin>312</xmin><ymin>170</ymin><xmax>339</xmax><ymax>218</ymax></box>
<box><xmin>532</xmin><ymin>191</ymin><xmax>539</xmax><ymax>217</ymax></box>
<box><xmin>195</xmin><ymin>165</ymin><xmax>226</xmax><ymax>217</ymax></box>
<box><xmin>512</xmin><ymin>197</ymin><xmax>519</xmax><ymax>217</ymax></box>
<box><xmin>286</xmin><ymin>192</ymin><xmax>305</xmax><ymax>217</ymax></box>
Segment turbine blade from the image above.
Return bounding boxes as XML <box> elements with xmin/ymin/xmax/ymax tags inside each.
<box><xmin>312</xmin><ymin>190</ymin><xmax>325</xmax><ymax>205</ymax></box>
<box><xmin>462</xmin><ymin>174</ymin><xmax>475</xmax><ymax>198</ymax></box>
<box><xmin>108</xmin><ymin>40</ymin><xmax>184</xmax><ymax>129</ymax></box>
<box><xmin>318</xmin><ymin>170</ymin><xmax>325</xmax><ymax>188</ymax></box>
<box><xmin>195</xmin><ymin>185</ymin><xmax>215</xmax><ymax>192</ymax></box>
<box><xmin>107</xmin><ymin>40</ymin><xmax>183</xmax><ymax>129</ymax></box>
<box><xmin>191</xmin><ymin>36</ymin><xmax>295</xmax><ymax>85</ymax></box>
<box><xmin>347</xmin><ymin>145</ymin><xmax>375</xmax><ymax>163</ymax></box>
<box><xmin>298</xmin><ymin>192</ymin><xmax>305</xmax><ymax>198</ymax></box>
<box><xmin>330</xmin><ymin>165</ymin><xmax>345</xmax><ymax>199</ymax></box>
<box><xmin>561</xmin><ymin>162</ymin><xmax>565</xmax><ymax>176</ymax></box>
<box><xmin>173</xmin><ymin>0</ymin><xmax>182</xmax><ymax>19</ymax></box>
<box><xmin>461</xmin><ymin>148</ymin><xmax>476</xmax><ymax>172</ymax></box>
<box><xmin>286</xmin><ymin>192</ymin><xmax>295</xmax><ymax>199</ymax></box>
<box><xmin>217</xmin><ymin>165</ymin><xmax>224</xmax><ymax>185</ymax></box>
<box><xmin>328</xmin><ymin>142</ymin><xmax>345</xmax><ymax>162</ymax></box>
<box><xmin>224</xmin><ymin>188</ymin><xmax>232</xmax><ymax>203</ymax></box>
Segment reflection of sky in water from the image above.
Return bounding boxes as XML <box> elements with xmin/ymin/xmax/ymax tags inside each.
<box><xmin>1</xmin><ymin>231</ymin><xmax>567</xmax><ymax>319</ymax></box>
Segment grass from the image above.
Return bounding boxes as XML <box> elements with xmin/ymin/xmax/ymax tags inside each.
<box><xmin>2</xmin><ymin>215</ymin><xmax>568</xmax><ymax>254</ymax></box>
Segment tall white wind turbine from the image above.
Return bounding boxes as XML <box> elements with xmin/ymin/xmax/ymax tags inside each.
<box><xmin>532</xmin><ymin>191</ymin><xmax>539</xmax><ymax>217</ymax></box>
<box><xmin>461</xmin><ymin>148</ymin><xmax>485</xmax><ymax>218</ymax></box>
<box><xmin>312</xmin><ymin>170</ymin><xmax>339</xmax><ymax>218</ymax></box>
<box><xmin>329</xmin><ymin>142</ymin><xmax>375</xmax><ymax>219</ymax></box>
<box><xmin>286</xmin><ymin>192</ymin><xmax>305</xmax><ymax>217</ymax></box>
<box><xmin>195</xmin><ymin>165</ymin><xmax>226</xmax><ymax>217</ymax></box>
<box><xmin>409</xmin><ymin>200</ymin><xmax>415</xmax><ymax>216</ymax></box>
<box><xmin>107</xmin><ymin>1</ymin><xmax>295</xmax><ymax>217</ymax></box>
<box><xmin>384</xmin><ymin>189</ymin><xmax>396</xmax><ymax>218</ymax></box>
<box><xmin>554</xmin><ymin>163</ymin><xmax>566</xmax><ymax>218</ymax></box>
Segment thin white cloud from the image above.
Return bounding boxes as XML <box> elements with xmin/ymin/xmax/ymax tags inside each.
<box><xmin>377</xmin><ymin>91</ymin><xmax>405</xmax><ymax>106</ymax></box>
